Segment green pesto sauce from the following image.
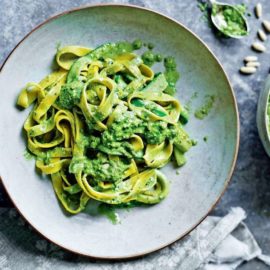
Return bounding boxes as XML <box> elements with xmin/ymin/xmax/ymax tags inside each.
<box><xmin>58</xmin><ymin>40</ymin><xmax>176</xmax><ymax>110</ymax></box>
<box><xmin>142</xmin><ymin>51</ymin><xmax>164</xmax><ymax>66</ymax></box>
<box><xmin>180</xmin><ymin>107</ymin><xmax>189</xmax><ymax>125</ymax></box>
<box><xmin>85</xmin><ymin>200</ymin><xmax>145</xmax><ymax>223</ymax></box>
<box><xmin>203</xmin><ymin>136</ymin><xmax>208</xmax><ymax>142</ymax></box>
<box><xmin>147</xmin><ymin>42</ymin><xmax>155</xmax><ymax>50</ymax></box>
<box><xmin>98</xmin><ymin>203</ymin><xmax>120</xmax><ymax>224</ymax></box>
<box><xmin>142</xmin><ymin>51</ymin><xmax>156</xmax><ymax>66</ymax></box>
<box><xmin>86</xmin><ymin>158</ymin><xmax>129</xmax><ymax>183</ymax></box>
<box><xmin>132</xmin><ymin>39</ymin><xmax>143</xmax><ymax>50</ymax></box>
<box><xmin>195</xmin><ymin>95</ymin><xmax>215</xmax><ymax>120</ymax></box>
<box><xmin>94</xmin><ymin>42</ymin><xmax>134</xmax><ymax>60</ymax></box>
<box><xmin>69</xmin><ymin>112</ymin><xmax>178</xmax><ymax>181</ymax></box>
<box><xmin>69</xmin><ymin>153</ymin><xmax>129</xmax><ymax>183</ymax></box>
<box><xmin>163</xmin><ymin>57</ymin><xmax>180</xmax><ymax>95</ymax></box>
<box><xmin>57</xmin><ymin>81</ymin><xmax>83</xmax><ymax>109</ymax></box>
<box><xmin>212</xmin><ymin>4</ymin><xmax>248</xmax><ymax>36</ymax></box>
<box><xmin>23</xmin><ymin>149</ymin><xmax>35</xmax><ymax>160</ymax></box>
<box><xmin>102</xmin><ymin>109</ymin><xmax>176</xmax><ymax>146</ymax></box>
<box><xmin>192</xmin><ymin>139</ymin><xmax>198</xmax><ymax>146</ymax></box>
<box><xmin>117</xmin><ymin>201</ymin><xmax>145</xmax><ymax>210</ymax></box>
<box><xmin>97</xmin><ymin>201</ymin><xmax>146</xmax><ymax>223</ymax></box>
<box><xmin>145</xmin><ymin>121</ymin><xmax>176</xmax><ymax>145</ymax></box>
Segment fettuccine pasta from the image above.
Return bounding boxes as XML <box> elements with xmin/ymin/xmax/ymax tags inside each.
<box><xmin>17</xmin><ymin>41</ymin><xmax>193</xmax><ymax>214</ymax></box>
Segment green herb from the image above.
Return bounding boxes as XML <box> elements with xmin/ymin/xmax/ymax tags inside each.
<box><xmin>197</xmin><ymin>0</ymin><xmax>211</xmax><ymax>26</ymax></box>
<box><xmin>198</xmin><ymin>2</ymin><xmax>208</xmax><ymax>12</ymax></box>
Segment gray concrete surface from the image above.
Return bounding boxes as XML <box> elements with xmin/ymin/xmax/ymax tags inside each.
<box><xmin>0</xmin><ymin>0</ymin><xmax>270</xmax><ymax>269</ymax></box>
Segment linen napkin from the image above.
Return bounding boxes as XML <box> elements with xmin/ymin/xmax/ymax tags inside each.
<box><xmin>179</xmin><ymin>207</ymin><xmax>270</xmax><ymax>270</ymax></box>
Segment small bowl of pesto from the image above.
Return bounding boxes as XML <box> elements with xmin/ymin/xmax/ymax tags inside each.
<box><xmin>257</xmin><ymin>75</ymin><xmax>270</xmax><ymax>156</ymax></box>
<box><xmin>210</xmin><ymin>0</ymin><xmax>249</xmax><ymax>38</ymax></box>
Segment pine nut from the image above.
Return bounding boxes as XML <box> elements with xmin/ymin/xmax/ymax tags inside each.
<box><xmin>252</xmin><ymin>42</ymin><xmax>266</xmax><ymax>52</ymax></box>
<box><xmin>244</xmin><ymin>56</ymin><xmax>258</xmax><ymax>62</ymax></box>
<box><xmin>262</xmin><ymin>20</ymin><xmax>270</xmax><ymax>33</ymax></box>
<box><xmin>240</xmin><ymin>66</ymin><xmax>257</xmax><ymax>74</ymax></box>
<box><xmin>258</xmin><ymin>29</ymin><xmax>267</xmax><ymax>41</ymax></box>
<box><xmin>246</xmin><ymin>61</ymin><xmax>260</xmax><ymax>67</ymax></box>
<box><xmin>255</xmin><ymin>3</ymin><xmax>262</xmax><ymax>18</ymax></box>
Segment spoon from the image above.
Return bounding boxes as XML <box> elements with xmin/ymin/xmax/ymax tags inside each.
<box><xmin>209</xmin><ymin>0</ymin><xmax>250</xmax><ymax>38</ymax></box>
<box><xmin>257</xmin><ymin>75</ymin><xmax>270</xmax><ymax>157</ymax></box>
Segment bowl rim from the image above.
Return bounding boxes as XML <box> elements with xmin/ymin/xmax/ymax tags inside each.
<box><xmin>257</xmin><ymin>74</ymin><xmax>270</xmax><ymax>156</ymax></box>
<box><xmin>0</xmin><ymin>3</ymin><xmax>240</xmax><ymax>260</ymax></box>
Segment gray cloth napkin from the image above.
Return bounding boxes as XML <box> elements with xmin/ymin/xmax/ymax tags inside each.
<box><xmin>0</xmin><ymin>207</ymin><xmax>269</xmax><ymax>270</ymax></box>
<box><xmin>179</xmin><ymin>207</ymin><xmax>270</xmax><ymax>269</ymax></box>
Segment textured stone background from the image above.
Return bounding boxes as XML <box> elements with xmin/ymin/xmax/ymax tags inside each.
<box><xmin>1</xmin><ymin>0</ymin><xmax>270</xmax><ymax>269</ymax></box>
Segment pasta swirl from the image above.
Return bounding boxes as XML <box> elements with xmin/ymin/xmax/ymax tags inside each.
<box><xmin>17</xmin><ymin>41</ymin><xmax>193</xmax><ymax>214</ymax></box>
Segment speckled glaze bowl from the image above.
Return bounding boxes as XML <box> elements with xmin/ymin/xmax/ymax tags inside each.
<box><xmin>0</xmin><ymin>4</ymin><xmax>239</xmax><ymax>259</ymax></box>
<box><xmin>257</xmin><ymin>75</ymin><xmax>270</xmax><ymax>157</ymax></box>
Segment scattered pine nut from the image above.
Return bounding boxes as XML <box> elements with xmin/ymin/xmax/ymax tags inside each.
<box><xmin>252</xmin><ymin>42</ymin><xmax>266</xmax><ymax>52</ymax></box>
<box><xmin>255</xmin><ymin>3</ymin><xmax>262</xmax><ymax>18</ymax></box>
<box><xmin>258</xmin><ymin>29</ymin><xmax>267</xmax><ymax>41</ymax></box>
<box><xmin>246</xmin><ymin>61</ymin><xmax>260</xmax><ymax>67</ymax></box>
<box><xmin>240</xmin><ymin>66</ymin><xmax>257</xmax><ymax>74</ymax></box>
<box><xmin>262</xmin><ymin>20</ymin><xmax>270</xmax><ymax>33</ymax></box>
<box><xmin>244</xmin><ymin>56</ymin><xmax>258</xmax><ymax>62</ymax></box>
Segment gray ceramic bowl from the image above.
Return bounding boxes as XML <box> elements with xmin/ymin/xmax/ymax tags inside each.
<box><xmin>0</xmin><ymin>4</ymin><xmax>239</xmax><ymax>259</ymax></box>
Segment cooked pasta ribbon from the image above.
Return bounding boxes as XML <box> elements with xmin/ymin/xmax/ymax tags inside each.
<box><xmin>17</xmin><ymin>41</ymin><xmax>193</xmax><ymax>215</ymax></box>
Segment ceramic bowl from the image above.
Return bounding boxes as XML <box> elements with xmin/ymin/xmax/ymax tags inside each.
<box><xmin>257</xmin><ymin>75</ymin><xmax>270</xmax><ymax>157</ymax></box>
<box><xmin>0</xmin><ymin>4</ymin><xmax>239</xmax><ymax>259</ymax></box>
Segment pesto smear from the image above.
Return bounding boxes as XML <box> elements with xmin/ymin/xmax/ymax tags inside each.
<box><xmin>164</xmin><ymin>57</ymin><xmax>180</xmax><ymax>95</ymax></box>
<box><xmin>195</xmin><ymin>95</ymin><xmax>215</xmax><ymax>120</ymax></box>
<box><xmin>23</xmin><ymin>149</ymin><xmax>35</xmax><ymax>160</ymax></box>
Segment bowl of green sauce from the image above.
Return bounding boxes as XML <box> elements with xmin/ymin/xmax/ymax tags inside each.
<box><xmin>211</xmin><ymin>1</ymin><xmax>249</xmax><ymax>38</ymax></box>
<box><xmin>257</xmin><ymin>75</ymin><xmax>270</xmax><ymax>156</ymax></box>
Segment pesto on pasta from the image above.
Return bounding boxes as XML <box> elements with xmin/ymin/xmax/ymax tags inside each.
<box><xmin>17</xmin><ymin>41</ymin><xmax>193</xmax><ymax>214</ymax></box>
